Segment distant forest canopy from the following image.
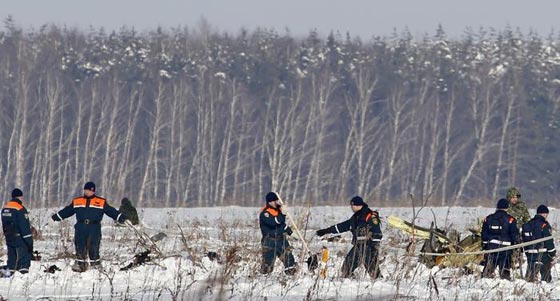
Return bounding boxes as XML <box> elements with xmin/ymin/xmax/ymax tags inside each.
<box><xmin>0</xmin><ymin>18</ymin><xmax>559</xmax><ymax>208</ymax></box>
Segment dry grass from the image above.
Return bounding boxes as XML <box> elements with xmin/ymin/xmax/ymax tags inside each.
<box><xmin>1</xmin><ymin>209</ymin><xmax>558</xmax><ymax>301</ymax></box>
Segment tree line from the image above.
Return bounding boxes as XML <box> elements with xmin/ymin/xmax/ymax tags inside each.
<box><xmin>0</xmin><ymin>19</ymin><xmax>559</xmax><ymax>207</ymax></box>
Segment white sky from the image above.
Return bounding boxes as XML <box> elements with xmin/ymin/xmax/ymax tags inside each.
<box><xmin>2</xmin><ymin>0</ymin><xmax>559</xmax><ymax>38</ymax></box>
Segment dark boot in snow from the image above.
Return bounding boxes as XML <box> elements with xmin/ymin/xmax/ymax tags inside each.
<box><xmin>72</xmin><ymin>262</ymin><xmax>87</xmax><ymax>273</ymax></box>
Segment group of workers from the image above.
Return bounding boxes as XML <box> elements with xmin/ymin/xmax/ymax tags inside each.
<box><xmin>481</xmin><ymin>187</ymin><xmax>555</xmax><ymax>282</ymax></box>
<box><xmin>259</xmin><ymin>191</ymin><xmax>383</xmax><ymax>279</ymax></box>
<box><xmin>1</xmin><ymin>184</ymin><xmax>555</xmax><ymax>283</ymax></box>
<box><xmin>259</xmin><ymin>187</ymin><xmax>556</xmax><ymax>283</ymax></box>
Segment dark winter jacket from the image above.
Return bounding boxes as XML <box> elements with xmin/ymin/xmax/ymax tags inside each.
<box><xmin>119</xmin><ymin>198</ymin><xmax>139</xmax><ymax>225</ymax></box>
<box><xmin>522</xmin><ymin>214</ymin><xmax>556</xmax><ymax>257</ymax></box>
<box><xmin>322</xmin><ymin>205</ymin><xmax>382</xmax><ymax>245</ymax></box>
<box><xmin>481</xmin><ymin>209</ymin><xmax>519</xmax><ymax>250</ymax></box>
<box><xmin>2</xmin><ymin>198</ymin><xmax>33</xmax><ymax>250</ymax></box>
<box><xmin>52</xmin><ymin>195</ymin><xmax>126</xmax><ymax>224</ymax></box>
<box><xmin>259</xmin><ymin>205</ymin><xmax>291</xmax><ymax>240</ymax></box>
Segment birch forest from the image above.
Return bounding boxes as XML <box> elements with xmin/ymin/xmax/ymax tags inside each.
<box><xmin>1</xmin><ymin>19</ymin><xmax>559</xmax><ymax>207</ymax></box>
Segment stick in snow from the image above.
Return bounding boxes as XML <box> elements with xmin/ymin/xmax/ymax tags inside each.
<box><xmin>124</xmin><ymin>220</ymin><xmax>163</xmax><ymax>256</ymax></box>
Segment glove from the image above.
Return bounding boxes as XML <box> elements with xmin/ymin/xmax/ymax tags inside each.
<box><xmin>286</xmin><ymin>227</ymin><xmax>293</xmax><ymax>236</ymax></box>
<box><xmin>51</xmin><ymin>214</ymin><xmax>60</xmax><ymax>221</ymax></box>
<box><xmin>117</xmin><ymin>214</ymin><xmax>128</xmax><ymax>224</ymax></box>
<box><xmin>316</xmin><ymin>228</ymin><xmax>329</xmax><ymax>237</ymax></box>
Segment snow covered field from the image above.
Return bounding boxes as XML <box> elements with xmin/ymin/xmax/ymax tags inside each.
<box><xmin>1</xmin><ymin>205</ymin><xmax>560</xmax><ymax>300</ymax></box>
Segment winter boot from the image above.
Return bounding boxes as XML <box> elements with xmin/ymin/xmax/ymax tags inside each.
<box><xmin>500</xmin><ymin>268</ymin><xmax>512</xmax><ymax>280</ymax></box>
<box><xmin>284</xmin><ymin>265</ymin><xmax>297</xmax><ymax>276</ymax></box>
<box><xmin>72</xmin><ymin>262</ymin><xmax>87</xmax><ymax>273</ymax></box>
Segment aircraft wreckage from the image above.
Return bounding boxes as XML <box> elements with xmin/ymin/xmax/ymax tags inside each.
<box><xmin>388</xmin><ymin>216</ymin><xmax>484</xmax><ymax>271</ymax></box>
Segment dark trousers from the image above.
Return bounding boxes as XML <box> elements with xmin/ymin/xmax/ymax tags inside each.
<box><xmin>341</xmin><ymin>243</ymin><xmax>380</xmax><ymax>278</ymax></box>
<box><xmin>6</xmin><ymin>243</ymin><xmax>31</xmax><ymax>272</ymax></box>
<box><xmin>74</xmin><ymin>224</ymin><xmax>102</xmax><ymax>267</ymax></box>
<box><xmin>482</xmin><ymin>250</ymin><xmax>512</xmax><ymax>279</ymax></box>
<box><xmin>261</xmin><ymin>237</ymin><xmax>296</xmax><ymax>275</ymax></box>
<box><xmin>526</xmin><ymin>253</ymin><xmax>553</xmax><ymax>282</ymax></box>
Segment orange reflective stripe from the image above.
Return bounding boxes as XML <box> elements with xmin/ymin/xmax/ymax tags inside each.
<box><xmin>73</xmin><ymin>197</ymin><xmax>106</xmax><ymax>209</ymax></box>
<box><xmin>73</xmin><ymin>197</ymin><xmax>87</xmax><ymax>207</ymax></box>
<box><xmin>90</xmin><ymin>197</ymin><xmax>106</xmax><ymax>209</ymax></box>
<box><xmin>542</xmin><ymin>223</ymin><xmax>547</xmax><ymax>229</ymax></box>
<box><xmin>508</xmin><ymin>217</ymin><xmax>515</xmax><ymax>223</ymax></box>
<box><xmin>365</xmin><ymin>213</ymin><xmax>372</xmax><ymax>222</ymax></box>
<box><xmin>4</xmin><ymin>201</ymin><xmax>23</xmax><ymax>210</ymax></box>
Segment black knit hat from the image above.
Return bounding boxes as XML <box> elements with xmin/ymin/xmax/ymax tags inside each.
<box><xmin>84</xmin><ymin>182</ymin><xmax>96</xmax><ymax>192</ymax></box>
<box><xmin>496</xmin><ymin>198</ymin><xmax>509</xmax><ymax>209</ymax></box>
<box><xmin>11</xmin><ymin>188</ymin><xmax>23</xmax><ymax>198</ymax></box>
<box><xmin>537</xmin><ymin>205</ymin><xmax>549</xmax><ymax>214</ymax></box>
<box><xmin>265</xmin><ymin>192</ymin><xmax>280</xmax><ymax>203</ymax></box>
<box><xmin>350</xmin><ymin>196</ymin><xmax>365</xmax><ymax>206</ymax></box>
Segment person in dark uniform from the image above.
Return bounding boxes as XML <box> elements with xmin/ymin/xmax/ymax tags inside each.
<box><xmin>481</xmin><ymin>198</ymin><xmax>519</xmax><ymax>280</ymax></box>
<box><xmin>259</xmin><ymin>191</ymin><xmax>296</xmax><ymax>275</ymax></box>
<box><xmin>522</xmin><ymin>205</ymin><xmax>556</xmax><ymax>282</ymax></box>
<box><xmin>316</xmin><ymin>196</ymin><xmax>383</xmax><ymax>278</ymax></box>
<box><xmin>51</xmin><ymin>182</ymin><xmax>127</xmax><ymax>272</ymax></box>
<box><xmin>119</xmin><ymin>198</ymin><xmax>139</xmax><ymax>225</ymax></box>
<box><xmin>1</xmin><ymin>188</ymin><xmax>33</xmax><ymax>277</ymax></box>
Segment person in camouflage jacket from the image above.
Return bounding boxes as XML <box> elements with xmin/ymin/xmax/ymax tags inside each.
<box><xmin>506</xmin><ymin>187</ymin><xmax>530</xmax><ymax>275</ymax></box>
<box><xmin>506</xmin><ymin>187</ymin><xmax>530</xmax><ymax>229</ymax></box>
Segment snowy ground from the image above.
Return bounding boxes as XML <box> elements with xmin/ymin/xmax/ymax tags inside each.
<box><xmin>1</xmin><ymin>205</ymin><xmax>560</xmax><ymax>300</ymax></box>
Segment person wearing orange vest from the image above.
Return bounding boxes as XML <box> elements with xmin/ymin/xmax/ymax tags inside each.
<box><xmin>316</xmin><ymin>196</ymin><xmax>383</xmax><ymax>278</ymax></box>
<box><xmin>51</xmin><ymin>182</ymin><xmax>127</xmax><ymax>272</ymax></box>
<box><xmin>1</xmin><ymin>188</ymin><xmax>33</xmax><ymax>277</ymax></box>
<box><xmin>259</xmin><ymin>191</ymin><xmax>296</xmax><ymax>275</ymax></box>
